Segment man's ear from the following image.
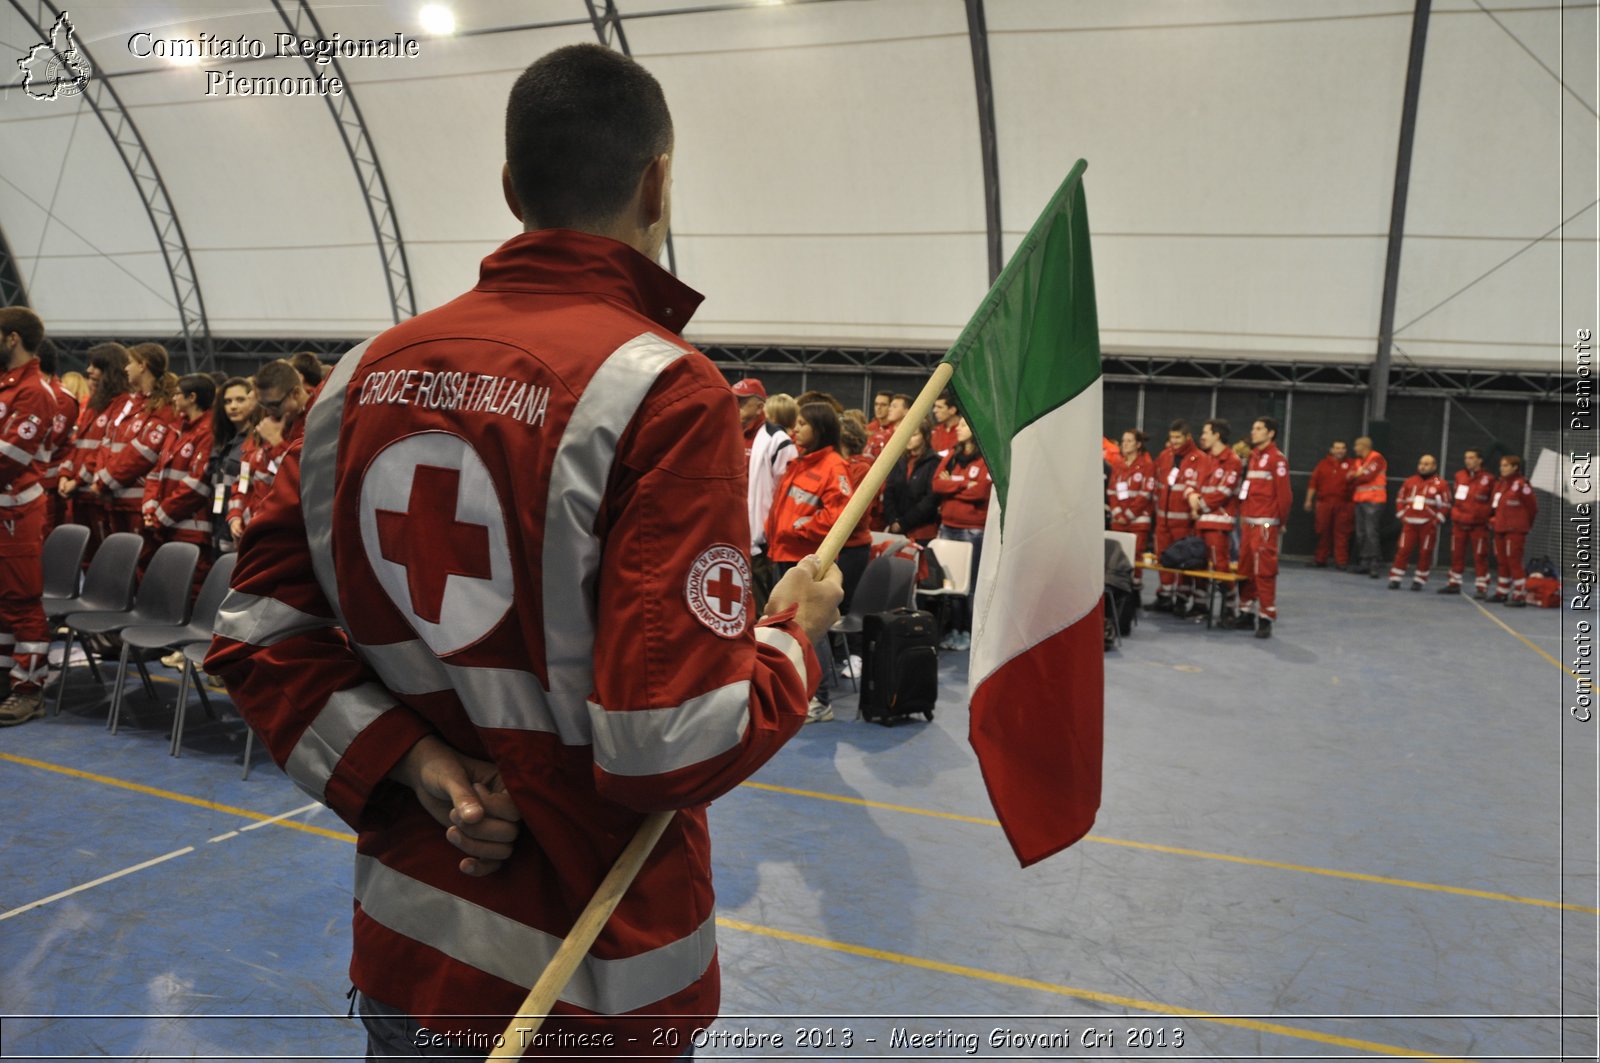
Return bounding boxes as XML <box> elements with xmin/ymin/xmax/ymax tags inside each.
<box><xmin>637</xmin><ymin>153</ymin><xmax>670</xmax><ymax>230</ymax></box>
<box><xmin>501</xmin><ymin>162</ymin><xmax>525</xmax><ymax>223</ymax></box>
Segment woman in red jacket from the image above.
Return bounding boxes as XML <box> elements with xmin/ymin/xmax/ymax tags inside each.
<box><xmin>1107</xmin><ymin>428</ymin><xmax>1156</xmax><ymax>596</ymax></box>
<box><xmin>932</xmin><ymin>417</ymin><xmax>992</xmax><ymax>650</ymax></box>
<box><xmin>1491</xmin><ymin>454</ymin><xmax>1538</xmax><ymax>606</ymax></box>
<box><xmin>142</xmin><ymin>374</ymin><xmax>217</xmax><ymax>594</ymax></box>
<box><xmin>765</xmin><ymin>401</ymin><xmax>871</xmax><ymax>722</ymax></box>
<box><xmin>93</xmin><ymin>342</ymin><xmax>181</xmax><ymax>551</ymax></box>
<box><xmin>58</xmin><ymin>342</ymin><xmax>130</xmax><ymax>552</ymax></box>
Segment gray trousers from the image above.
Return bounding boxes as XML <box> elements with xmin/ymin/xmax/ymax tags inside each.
<box><xmin>1354</xmin><ymin>503</ymin><xmax>1384</xmax><ymax>568</ymax></box>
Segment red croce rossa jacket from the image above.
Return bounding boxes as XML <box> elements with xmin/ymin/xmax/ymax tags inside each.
<box><xmin>1450</xmin><ymin>467</ymin><xmax>1497</xmax><ymax>526</ymax></box>
<box><xmin>207</xmin><ymin>230</ymin><xmax>822</xmax><ymax>1054</ymax></box>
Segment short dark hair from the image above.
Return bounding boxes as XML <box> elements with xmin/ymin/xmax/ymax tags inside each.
<box><xmin>1123</xmin><ymin>428</ymin><xmax>1148</xmax><ymax>449</ymax></box>
<box><xmin>935</xmin><ymin>389</ymin><xmax>960</xmax><ymax>413</ymax></box>
<box><xmin>177</xmin><ymin>373</ymin><xmax>216</xmax><ymax>411</ymax></box>
<box><xmin>1255</xmin><ymin>416</ymin><xmax>1280</xmax><ymax>439</ymax></box>
<box><xmin>1168</xmin><ymin>419</ymin><xmax>1191</xmax><ymax>436</ymax></box>
<box><xmin>1203</xmin><ymin>418</ymin><xmax>1231</xmax><ymax>446</ymax></box>
<box><xmin>874</xmin><ymin>390</ymin><xmax>893</xmax><ymax>402</ymax></box>
<box><xmin>1464</xmin><ymin>447</ymin><xmax>1484</xmax><ymax>461</ymax></box>
<box><xmin>798</xmin><ymin>401</ymin><xmax>841</xmax><ymax>452</ymax></box>
<box><xmin>289</xmin><ymin>351</ymin><xmax>324</xmax><ymax>387</ymax></box>
<box><xmin>506</xmin><ymin>44</ymin><xmax>672</xmax><ymax>229</ymax></box>
<box><xmin>0</xmin><ymin>307</ymin><xmax>44</xmax><ymax>353</ymax></box>
<box><xmin>255</xmin><ymin>359</ymin><xmax>301</xmax><ymax>398</ymax></box>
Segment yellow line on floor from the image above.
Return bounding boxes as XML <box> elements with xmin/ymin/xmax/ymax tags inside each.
<box><xmin>1465</xmin><ymin>594</ymin><xmax>1597</xmax><ymax>694</ymax></box>
<box><xmin>0</xmin><ymin>751</ymin><xmax>356</xmax><ymax>843</ymax></box>
<box><xmin>716</xmin><ymin>917</ymin><xmax>1472</xmax><ymax>1062</ymax></box>
<box><xmin>739</xmin><ymin>781</ymin><xmax>1600</xmax><ymax>915</ymax></box>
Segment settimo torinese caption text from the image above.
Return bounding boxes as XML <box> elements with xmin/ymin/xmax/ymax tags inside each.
<box><xmin>127</xmin><ymin>31</ymin><xmax>421</xmax><ymax>96</ymax></box>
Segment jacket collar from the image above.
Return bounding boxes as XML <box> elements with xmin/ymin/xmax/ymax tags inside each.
<box><xmin>477</xmin><ymin>229</ymin><xmax>703</xmax><ymax>334</ymax></box>
<box><xmin>0</xmin><ymin>358</ymin><xmax>41</xmax><ymax>390</ymax></box>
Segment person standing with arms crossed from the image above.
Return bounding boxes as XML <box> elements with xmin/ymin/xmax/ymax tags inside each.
<box><xmin>1236</xmin><ymin>417</ymin><xmax>1293</xmax><ymax>638</ymax></box>
<box><xmin>208</xmin><ymin>45</ymin><xmax>841</xmax><ymax>1058</ymax></box>
<box><xmin>1439</xmin><ymin>447</ymin><xmax>1497</xmax><ymax>598</ymax></box>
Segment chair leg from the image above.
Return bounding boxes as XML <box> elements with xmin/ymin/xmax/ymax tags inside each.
<box><xmin>52</xmin><ymin>629</ymin><xmax>73</xmax><ymax>717</ymax></box>
<box><xmin>170</xmin><ymin>659</ymin><xmax>192</xmax><ymax>758</ymax></box>
<box><xmin>81</xmin><ymin>635</ymin><xmax>103</xmax><ymax>684</ymax></box>
<box><xmin>241</xmin><ymin>727</ymin><xmax>256</xmax><ymax>781</ymax></box>
<box><xmin>194</xmin><ymin>672</ymin><xmax>216</xmax><ymax>719</ymax></box>
<box><xmin>135</xmin><ymin>658</ymin><xmax>157</xmax><ymax>702</ymax></box>
<box><xmin>108</xmin><ymin>643</ymin><xmax>131</xmax><ymax>734</ymax></box>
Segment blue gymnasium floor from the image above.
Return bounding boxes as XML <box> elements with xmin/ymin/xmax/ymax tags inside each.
<box><xmin>0</xmin><ymin>567</ymin><xmax>1595</xmax><ymax>1062</ymax></box>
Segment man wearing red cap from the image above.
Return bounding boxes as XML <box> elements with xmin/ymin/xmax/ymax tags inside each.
<box><xmin>732</xmin><ymin>377</ymin><xmax>766</xmax><ymax>460</ymax></box>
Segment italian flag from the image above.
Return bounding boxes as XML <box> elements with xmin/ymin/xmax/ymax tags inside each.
<box><xmin>947</xmin><ymin>160</ymin><xmax>1104</xmax><ymax>867</ymax></box>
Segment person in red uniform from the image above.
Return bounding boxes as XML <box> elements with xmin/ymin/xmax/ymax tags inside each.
<box><xmin>1107</xmin><ymin>428</ymin><xmax>1156</xmax><ymax>599</ymax></box>
<box><xmin>931</xmin><ymin>416</ymin><xmax>992</xmax><ymax>650</ymax></box>
<box><xmin>731</xmin><ymin>377</ymin><xmax>765</xmax><ymax>461</ymax></box>
<box><xmin>1439</xmin><ymin>447</ymin><xmax>1497</xmax><ymax>598</ymax></box>
<box><xmin>1152</xmin><ymin>419</ymin><xmax>1206</xmax><ymax>613</ymax></box>
<box><xmin>865</xmin><ymin>389</ymin><xmax>891</xmax><ymax>437</ymax></box>
<box><xmin>1348</xmin><ymin>436</ymin><xmax>1388</xmax><ymax>577</ymax></box>
<box><xmin>1304</xmin><ymin>439</ymin><xmax>1354</xmax><ymax>569</ymax></box>
<box><xmin>767</xmin><ymin>401</ymin><xmax>872</xmax><ymax>720</ymax></box>
<box><xmin>59</xmin><ymin>343</ymin><xmax>131</xmax><ymax>552</ymax></box>
<box><xmin>93</xmin><ymin>343</ymin><xmax>181</xmax><ymax>548</ymax></box>
<box><xmin>207</xmin><ymin>45</ymin><xmax>841</xmax><ymax>1058</ymax></box>
<box><xmin>1235</xmin><ymin>416</ymin><xmax>1293</xmax><ymax>638</ymax></box>
<box><xmin>36</xmin><ymin>342</ymin><xmax>79</xmax><ymax>534</ymax></box>
<box><xmin>226</xmin><ymin>361</ymin><xmax>312</xmax><ymax>540</ymax></box>
<box><xmin>1186</xmin><ymin>419</ymin><xmax>1241</xmax><ymax>623</ymax></box>
<box><xmin>1387</xmin><ymin>454</ymin><xmax>1451</xmax><ymax>590</ymax></box>
<box><xmin>1491</xmin><ymin>454</ymin><xmax>1538</xmax><ymax>606</ymax></box>
<box><xmin>929</xmin><ymin>389</ymin><xmax>960</xmax><ymax>456</ymax></box>
<box><xmin>142</xmin><ymin>374</ymin><xmax>217</xmax><ymax>592</ymax></box>
<box><xmin>866</xmin><ymin>393</ymin><xmax>911</xmax><ymax>459</ymax></box>
<box><xmin>0</xmin><ymin>309</ymin><xmax>69</xmax><ymax>725</ymax></box>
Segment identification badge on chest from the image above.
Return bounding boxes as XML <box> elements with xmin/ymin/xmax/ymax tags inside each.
<box><xmin>239</xmin><ymin>462</ymin><xmax>251</xmax><ymax>494</ymax></box>
<box><xmin>213</xmin><ymin>483</ymin><xmax>227</xmax><ymax>514</ymax></box>
<box><xmin>1412</xmin><ymin>495</ymin><xmax>1426</xmax><ymax>511</ymax></box>
<box><xmin>1455</xmin><ymin>484</ymin><xmax>1469</xmax><ymax>501</ymax></box>
<box><xmin>1167</xmin><ymin>469</ymin><xmax>1178</xmax><ymax>487</ymax></box>
<box><xmin>1238</xmin><ymin>479</ymin><xmax>1250</xmax><ymax>499</ymax></box>
<box><xmin>1116</xmin><ymin>481</ymin><xmax>1129</xmax><ymax>501</ymax></box>
<box><xmin>1493</xmin><ymin>492</ymin><xmax>1502</xmax><ymax>508</ymax></box>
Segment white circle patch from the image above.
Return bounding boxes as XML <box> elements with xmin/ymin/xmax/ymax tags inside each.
<box><xmin>358</xmin><ymin>431</ymin><xmax>513</xmax><ymax>656</ymax></box>
<box><xmin>15</xmin><ymin>420</ymin><xmax>36</xmax><ymax>441</ymax></box>
<box><xmin>685</xmin><ymin>544</ymin><xmax>750</xmax><ymax>639</ymax></box>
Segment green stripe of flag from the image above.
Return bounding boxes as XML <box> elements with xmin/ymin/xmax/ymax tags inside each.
<box><xmin>942</xmin><ymin>159</ymin><xmax>1102</xmax><ymax>512</ymax></box>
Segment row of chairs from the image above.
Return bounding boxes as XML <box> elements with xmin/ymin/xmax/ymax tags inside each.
<box><xmin>39</xmin><ymin>525</ymin><xmax>254</xmax><ymax>776</ymax></box>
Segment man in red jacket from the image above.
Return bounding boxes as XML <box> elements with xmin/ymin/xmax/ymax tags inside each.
<box><xmin>0</xmin><ymin>308</ymin><xmax>66</xmax><ymax>725</ymax></box>
<box><xmin>1235</xmin><ymin>417</ymin><xmax>1293</xmax><ymax>638</ymax></box>
<box><xmin>1303</xmin><ymin>439</ymin><xmax>1353</xmax><ymax>568</ymax></box>
<box><xmin>1187</xmin><ymin>419</ymin><xmax>1241</xmax><ymax>623</ymax></box>
<box><xmin>731</xmin><ymin>376</ymin><xmax>765</xmax><ymax>461</ymax></box>
<box><xmin>208</xmin><ymin>45</ymin><xmax>842</xmax><ymax>1057</ymax></box>
<box><xmin>1439</xmin><ymin>447</ymin><xmax>1497</xmax><ymax>598</ymax></box>
<box><xmin>1388</xmin><ymin>454</ymin><xmax>1451</xmax><ymax>589</ymax></box>
<box><xmin>1491</xmin><ymin>454</ymin><xmax>1538</xmax><ymax>606</ymax></box>
<box><xmin>1152</xmin><ymin>419</ymin><xmax>1206</xmax><ymax>613</ymax></box>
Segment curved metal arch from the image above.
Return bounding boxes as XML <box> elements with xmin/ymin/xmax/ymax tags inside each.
<box><xmin>6</xmin><ymin>0</ymin><xmax>213</xmax><ymax>370</ymax></box>
<box><xmin>581</xmin><ymin>0</ymin><xmax>679</xmax><ymax>276</ymax></box>
<box><xmin>963</xmin><ymin>0</ymin><xmax>1003</xmax><ymax>285</ymax></box>
<box><xmin>0</xmin><ymin>224</ymin><xmax>29</xmax><ymax>307</ymax></box>
<box><xmin>272</xmin><ymin>0</ymin><xmax>417</xmax><ymax>324</ymax></box>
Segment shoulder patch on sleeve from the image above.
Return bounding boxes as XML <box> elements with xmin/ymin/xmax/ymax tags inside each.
<box><xmin>685</xmin><ymin>544</ymin><xmax>751</xmax><ymax>639</ymax></box>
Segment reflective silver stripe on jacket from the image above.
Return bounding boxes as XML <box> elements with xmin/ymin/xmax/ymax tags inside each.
<box><xmin>541</xmin><ymin>333</ymin><xmax>688</xmax><ymax>741</ymax></box>
<box><xmin>213</xmin><ymin>590</ymin><xmax>336</xmax><ymax>648</ymax></box>
<box><xmin>1161</xmin><ymin>510</ymin><xmax>1191</xmax><ymax>520</ymax></box>
<box><xmin>0</xmin><ymin>441</ymin><xmax>33</xmax><ymax>466</ymax></box>
<box><xmin>356</xmin><ymin>638</ymin><xmax>566</xmax><ymax>738</ymax></box>
<box><xmin>283</xmin><ymin>683</ymin><xmax>396</xmax><ymax>800</ymax></box>
<box><xmin>589</xmin><ymin>681</ymin><xmax>753</xmax><ymax>777</ymax></box>
<box><xmin>1241</xmin><ymin>516</ymin><xmax>1280</xmax><ymax>527</ymax></box>
<box><xmin>0</xmin><ymin>483</ymin><xmax>43</xmax><ymax>507</ymax></box>
<box><xmin>755</xmin><ymin>623</ymin><xmax>809</xmax><ymax>684</ymax></box>
<box><xmin>354</xmin><ymin>854</ymin><xmax>716</xmax><ymax>1014</ymax></box>
<box><xmin>132</xmin><ymin>439</ymin><xmax>159</xmax><ymax>462</ymax></box>
<box><xmin>786</xmin><ymin>485</ymin><xmax>822</xmax><ymax>508</ymax></box>
<box><xmin>1246</xmin><ymin>470</ymin><xmax>1273</xmax><ymax>480</ymax></box>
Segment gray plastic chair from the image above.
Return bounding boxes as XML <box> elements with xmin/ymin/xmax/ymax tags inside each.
<box><xmin>46</xmin><ymin>532</ymin><xmax>144</xmax><ymax>709</ymax></box>
<box><xmin>39</xmin><ymin>523</ymin><xmax>90</xmax><ymax>609</ymax></box>
<box><xmin>114</xmin><ymin>553</ymin><xmax>237</xmax><ymax>758</ymax></box>
<box><xmin>173</xmin><ymin>643</ymin><xmax>258</xmax><ymax>779</ymax></box>
<box><xmin>61</xmin><ymin>541</ymin><xmax>198</xmax><ymax>729</ymax></box>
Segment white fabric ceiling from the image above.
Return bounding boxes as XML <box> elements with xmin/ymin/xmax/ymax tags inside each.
<box><xmin>0</xmin><ymin>0</ymin><xmax>1592</xmax><ymax>369</ymax></box>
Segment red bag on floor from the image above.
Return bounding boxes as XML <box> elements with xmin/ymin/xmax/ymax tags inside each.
<box><xmin>1525</xmin><ymin>574</ymin><xmax>1561</xmax><ymax>608</ymax></box>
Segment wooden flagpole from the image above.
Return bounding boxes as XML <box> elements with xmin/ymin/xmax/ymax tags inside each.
<box><xmin>489</xmin><ymin>361</ymin><xmax>956</xmax><ymax>1058</ymax></box>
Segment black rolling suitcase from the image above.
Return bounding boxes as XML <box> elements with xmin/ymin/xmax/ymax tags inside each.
<box><xmin>859</xmin><ymin>608</ymin><xmax>939</xmax><ymax>725</ymax></box>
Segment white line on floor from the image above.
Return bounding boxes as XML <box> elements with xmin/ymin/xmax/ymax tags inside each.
<box><xmin>239</xmin><ymin>801</ymin><xmax>323</xmax><ymax>832</ymax></box>
<box><xmin>0</xmin><ymin>847</ymin><xmax>196</xmax><ymax>921</ymax></box>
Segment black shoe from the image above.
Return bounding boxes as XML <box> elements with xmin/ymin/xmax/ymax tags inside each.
<box><xmin>1411</xmin><ymin>583</ymin><xmax>1424</xmax><ymax>592</ymax></box>
<box><xmin>1309</xmin><ymin>560</ymin><xmax>1327</xmax><ymax>568</ymax></box>
<box><xmin>1474</xmin><ymin>589</ymin><xmax>1488</xmax><ymax>600</ymax></box>
<box><xmin>1153</xmin><ymin>596</ymin><xmax>1173</xmax><ymax>613</ymax></box>
<box><xmin>1217</xmin><ymin>611</ymin><xmax>1239</xmax><ymax>629</ymax></box>
<box><xmin>1235</xmin><ymin>614</ymin><xmax>1258</xmax><ymax>632</ymax></box>
<box><xmin>1388</xmin><ymin>579</ymin><xmax>1400</xmax><ymax>590</ymax></box>
<box><xmin>1506</xmin><ymin>598</ymin><xmax>1527</xmax><ymax>608</ymax></box>
<box><xmin>1437</xmin><ymin>584</ymin><xmax>1460</xmax><ymax>595</ymax></box>
<box><xmin>1490</xmin><ymin>593</ymin><xmax>1508</xmax><ymax>604</ymax></box>
<box><xmin>1335</xmin><ymin>564</ymin><xmax>1349</xmax><ymax>572</ymax></box>
<box><xmin>1367</xmin><ymin>566</ymin><xmax>1380</xmax><ymax>578</ymax></box>
<box><xmin>1254</xmin><ymin>619</ymin><xmax>1273</xmax><ymax>639</ymax></box>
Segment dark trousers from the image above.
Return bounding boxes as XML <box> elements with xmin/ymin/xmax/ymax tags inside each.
<box><xmin>1353</xmin><ymin>502</ymin><xmax>1384</xmax><ymax>569</ymax></box>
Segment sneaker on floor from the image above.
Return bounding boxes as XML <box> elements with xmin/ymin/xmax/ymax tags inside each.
<box><xmin>160</xmin><ymin>649</ymin><xmax>186</xmax><ymax>669</ymax></box>
<box><xmin>1490</xmin><ymin>593</ymin><xmax>1508</xmax><ymax>603</ymax></box>
<box><xmin>205</xmin><ymin>672</ymin><xmax>226</xmax><ymax>689</ymax></box>
<box><xmin>1474</xmin><ymin>588</ymin><xmax>1489</xmax><ymax>600</ymax></box>
<box><xmin>1437</xmin><ymin>584</ymin><xmax>1460</xmax><ymax>595</ymax></box>
<box><xmin>956</xmin><ymin>631</ymin><xmax>972</xmax><ymax>650</ymax></box>
<box><xmin>805</xmin><ymin>698</ymin><xmax>834</xmax><ymax>724</ymax></box>
<box><xmin>1254</xmin><ymin>619</ymin><xmax>1273</xmax><ymax>639</ymax></box>
<box><xmin>1387</xmin><ymin>579</ymin><xmax>1400</xmax><ymax>590</ymax></box>
<box><xmin>1505</xmin><ymin>598</ymin><xmax>1527</xmax><ymax>608</ymax></box>
<box><xmin>1410</xmin><ymin>582</ymin><xmax>1424</xmax><ymax>592</ymax></box>
<box><xmin>0</xmin><ymin>691</ymin><xmax>45</xmax><ymax>727</ymax></box>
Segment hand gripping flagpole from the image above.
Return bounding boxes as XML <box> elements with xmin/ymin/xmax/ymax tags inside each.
<box><xmin>488</xmin><ymin>361</ymin><xmax>955</xmax><ymax>1059</ymax></box>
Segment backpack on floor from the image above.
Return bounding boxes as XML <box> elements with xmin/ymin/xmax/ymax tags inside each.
<box><xmin>1525</xmin><ymin>574</ymin><xmax>1562</xmax><ymax>608</ymax></box>
<box><xmin>1526</xmin><ymin>556</ymin><xmax>1558</xmax><ymax>579</ymax></box>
